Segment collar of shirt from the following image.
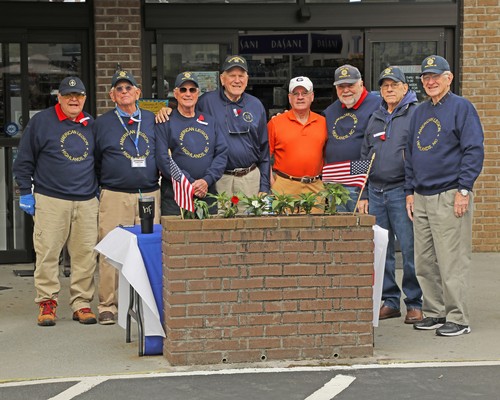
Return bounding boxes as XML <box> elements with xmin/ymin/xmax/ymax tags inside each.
<box><xmin>55</xmin><ymin>103</ymin><xmax>88</xmax><ymax>126</ymax></box>
<box><xmin>430</xmin><ymin>90</ymin><xmax>452</xmax><ymax>107</ymax></box>
<box><xmin>220</xmin><ymin>86</ymin><xmax>245</xmax><ymax>106</ymax></box>
<box><xmin>288</xmin><ymin>109</ymin><xmax>321</xmax><ymax>125</ymax></box>
<box><xmin>341</xmin><ymin>87</ymin><xmax>369</xmax><ymax>110</ymax></box>
<box><xmin>115</xmin><ymin>103</ymin><xmax>141</xmax><ymax>118</ymax></box>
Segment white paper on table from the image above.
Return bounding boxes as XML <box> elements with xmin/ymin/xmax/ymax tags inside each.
<box><xmin>372</xmin><ymin>225</ymin><xmax>389</xmax><ymax>327</ymax></box>
<box><xmin>95</xmin><ymin>227</ymin><xmax>165</xmax><ymax>337</ymax></box>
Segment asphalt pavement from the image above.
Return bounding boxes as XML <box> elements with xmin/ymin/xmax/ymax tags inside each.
<box><xmin>1</xmin><ymin>252</ymin><xmax>499</xmax><ymax>395</ymax></box>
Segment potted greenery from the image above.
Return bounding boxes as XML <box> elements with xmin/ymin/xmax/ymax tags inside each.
<box><xmin>179</xmin><ymin>183</ymin><xmax>351</xmax><ymax>219</ymax></box>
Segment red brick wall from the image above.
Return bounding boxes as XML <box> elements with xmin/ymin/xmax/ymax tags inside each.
<box><xmin>94</xmin><ymin>0</ymin><xmax>142</xmax><ymax>116</ymax></box>
<box><xmin>162</xmin><ymin>215</ymin><xmax>375</xmax><ymax>366</ymax></box>
<box><xmin>462</xmin><ymin>0</ymin><xmax>500</xmax><ymax>251</ymax></box>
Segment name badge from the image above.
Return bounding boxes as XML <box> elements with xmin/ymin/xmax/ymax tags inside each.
<box><xmin>131</xmin><ymin>157</ymin><xmax>147</xmax><ymax>168</ymax></box>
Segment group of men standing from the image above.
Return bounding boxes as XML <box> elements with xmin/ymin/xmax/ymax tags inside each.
<box><xmin>14</xmin><ymin>53</ymin><xmax>484</xmax><ymax>339</ymax></box>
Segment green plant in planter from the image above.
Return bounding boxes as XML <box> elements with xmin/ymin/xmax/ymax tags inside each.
<box><xmin>319</xmin><ymin>183</ymin><xmax>351</xmax><ymax>214</ymax></box>
<box><xmin>296</xmin><ymin>192</ymin><xmax>321</xmax><ymax>215</ymax></box>
<box><xmin>206</xmin><ymin>192</ymin><xmax>239</xmax><ymax>218</ymax></box>
<box><xmin>183</xmin><ymin>198</ymin><xmax>211</xmax><ymax>220</ymax></box>
<box><xmin>269</xmin><ymin>190</ymin><xmax>296</xmax><ymax>215</ymax></box>
<box><xmin>237</xmin><ymin>192</ymin><xmax>269</xmax><ymax>216</ymax></box>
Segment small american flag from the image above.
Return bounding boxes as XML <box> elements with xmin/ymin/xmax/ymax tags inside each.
<box><xmin>322</xmin><ymin>159</ymin><xmax>371</xmax><ymax>188</ymax></box>
<box><xmin>170</xmin><ymin>156</ymin><xmax>194</xmax><ymax>212</ymax></box>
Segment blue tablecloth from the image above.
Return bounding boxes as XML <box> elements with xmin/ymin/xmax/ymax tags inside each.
<box><xmin>123</xmin><ymin>224</ymin><xmax>163</xmax><ymax>355</ymax></box>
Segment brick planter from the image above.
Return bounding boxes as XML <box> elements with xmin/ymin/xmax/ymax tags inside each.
<box><xmin>161</xmin><ymin>214</ymin><xmax>375</xmax><ymax>366</ymax></box>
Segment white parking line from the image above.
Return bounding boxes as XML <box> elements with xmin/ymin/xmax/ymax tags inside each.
<box><xmin>304</xmin><ymin>374</ymin><xmax>356</xmax><ymax>399</ymax></box>
<box><xmin>2</xmin><ymin>360</ymin><xmax>500</xmax><ymax>388</ymax></box>
<box><xmin>47</xmin><ymin>377</ymin><xmax>108</xmax><ymax>400</ymax></box>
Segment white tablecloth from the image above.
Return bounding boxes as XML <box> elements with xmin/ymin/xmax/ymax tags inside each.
<box><xmin>95</xmin><ymin>227</ymin><xmax>165</xmax><ymax>337</ymax></box>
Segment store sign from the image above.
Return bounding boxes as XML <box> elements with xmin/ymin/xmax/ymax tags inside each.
<box><xmin>239</xmin><ymin>34</ymin><xmax>309</xmax><ymax>54</ymax></box>
<box><xmin>310</xmin><ymin>33</ymin><xmax>343</xmax><ymax>54</ymax></box>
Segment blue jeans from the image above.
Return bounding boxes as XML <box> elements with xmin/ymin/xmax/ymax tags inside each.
<box><xmin>369</xmin><ymin>185</ymin><xmax>422</xmax><ymax>310</ymax></box>
<box><xmin>336</xmin><ymin>185</ymin><xmax>360</xmax><ymax>213</ymax></box>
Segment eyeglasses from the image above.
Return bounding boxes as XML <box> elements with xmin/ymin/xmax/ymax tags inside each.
<box><xmin>380</xmin><ymin>82</ymin><xmax>402</xmax><ymax>90</ymax></box>
<box><xmin>178</xmin><ymin>87</ymin><xmax>198</xmax><ymax>93</ymax></box>
<box><xmin>421</xmin><ymin>73</ymin><xmax>446</xmax><ymax>82</ymax></box>
<box><xmin>115</xmin><ymin>85</ymin><xmax>133</xmax><ymax>93</ymax></box>
<box><xmin>290</xmin><ymin>91</ymin><xmax>312</xmax><ymax>97</ymax></box>
<box><xmin>61</xmin><ymin>93</ymin><xmax>85</xmax><ymax>99</ymax></box>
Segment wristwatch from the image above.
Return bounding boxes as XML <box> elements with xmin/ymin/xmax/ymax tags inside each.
<box><xmin>459</xmin><ymin>189</ymin><xmax>469</xmax><ymax>196</ymax></box>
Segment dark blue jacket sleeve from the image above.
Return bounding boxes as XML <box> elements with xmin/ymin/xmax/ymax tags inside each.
<box><xmin>13</xmin><ymin>119</ymin><xmax>37</xmax><ymax>195</ymax></box>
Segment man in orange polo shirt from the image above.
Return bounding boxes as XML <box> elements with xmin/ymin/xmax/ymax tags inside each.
<box><xmin>268</xmin><ymin>76</ymin><xmax>327</xmax><ymax>199</ymax></box>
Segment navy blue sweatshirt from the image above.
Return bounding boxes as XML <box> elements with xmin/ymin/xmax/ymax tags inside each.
<box><xmin>196</xmin><ymin>87</ymin><xmax>270</xmax><ymax>193</ymax></box>
<box><xmin>405</xmin><ymin>92</ymin><xmax>484</xmax><ymax>195</ymax></box>
<box><xmin>13</xmin><ymin>104</ymin><xmax>97</xmax><ymax>201</ymax></box>
<box><xmin>94</xmin><ymin>108</ymin><xmax>159</xmax><ymax>193</ymax></box>
<box><xmin>155</xmin><ymin>109</ymin><xmax>228</xmax><ymax>215</ymax></box>
<box><xmin>323</xmin><ymin>89</ymin><xmax>380</xmax><ymax>163</ymax></box>
<box><xmin>362</xmin><ymin>90</ymin><xmax>418</xmax><ymax>190</ymax></box>
<box><xmin>155</xmin><ymin>109</ymin><xmax>228</xmax><ymax>186</ymax></box>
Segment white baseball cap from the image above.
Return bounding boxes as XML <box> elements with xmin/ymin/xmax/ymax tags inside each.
<box><xmin>289</xmin><ymin>76</ymin><xmax>313</xmax><ymax>93</ymax></box>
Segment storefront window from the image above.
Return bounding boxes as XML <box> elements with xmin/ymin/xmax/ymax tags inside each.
<box><xmin>371</xmin><ymin>40</ymin><xmax>438</xmax><ymax>101</ymax></box>
<box><xmin>27</xmin><ymin>43</ymin><xmax>82</xmax><ymax>114</ymax></box>
<box><xmin>239</xmin><ymin>30</ymin><xmax>363</xmax><ymax>114</ymax></box>
<box><xmin>306</xmin><ymin>0</ymin><xmax>453</xmax><ymax>2</ymax></box>
<box><xmin>146</xmin><ymin>0</ymin><xmax>294</xmax><ymax>3</ymax></box>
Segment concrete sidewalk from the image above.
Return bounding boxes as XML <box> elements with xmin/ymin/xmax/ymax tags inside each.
<box><xmin>1</xmin><ymin>253</ymin><xmax>499</xmax><ymax>383</ymax></box>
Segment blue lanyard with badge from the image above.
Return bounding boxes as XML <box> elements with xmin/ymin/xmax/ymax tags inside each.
<box><xmin>114</xmin><ymin>108</ymin><xmax>146</xmax><ymax>168</ymax></box>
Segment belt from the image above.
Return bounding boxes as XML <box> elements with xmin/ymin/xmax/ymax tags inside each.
<box><xmin>224</xmin><ymin>163</ymin><xmax>257</xmax><ymax>177</ymax></box>
<box><xmin>274</xmin><ymin>169</ymin><xmax>321</xmax><ymax>184</ymax></box>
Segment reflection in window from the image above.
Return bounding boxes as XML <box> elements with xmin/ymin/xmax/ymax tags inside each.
<box><xmin>155</xmin><ymin>44</ymin><xmax>223</xmax><ymax>103</ymax></box>
<box><xmin>240</xmin><ymin>30</ymin><xmax>363</xmax><ymax>114</ymax></box>
<box><xmin>306</xmin><ymin>0</ymin><xmax>452</xmax><ymax>2</ymax></box>
<box><xmin>145</xmin><ymin>0</ymin><xmax>294</xmax><ymax>3</ymax></box>
<box><xmin>371</xmin><ymin>41</ymin><xmax>437</xmax><ymax>102</ymax></box>
<box><xmin>27</xmin><ymin>43</ymin><xmax>82</xmax><ymax>112</ymax></box>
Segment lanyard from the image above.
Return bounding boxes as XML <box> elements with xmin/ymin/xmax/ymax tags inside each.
<box><xmin>114</xmin><ymin>109</ymin><xmax>142</xmax><ymax>156</ymax></box>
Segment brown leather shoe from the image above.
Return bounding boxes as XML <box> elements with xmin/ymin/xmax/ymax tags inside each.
<box><xmin>73</xmin><ymin>308</ymin><xmax>97</xmax><ymax>325</ymax></box>
<box><xmin>379</xmin><ymin>305</ymin><xmax>401</xmax><ymax>320</ymax></box>
<box><xmin>404</xmin><ymin>308</ymin><xmax>423</xmax><ymax>324</ymax></box>
<box><xmin>99</xmin><ymin>311</ymin><xmax>116</xmax><ymax>325</ymax></box>
<box><xmin>38</xmin><ymin>299</ymin><xmax>57</xmax><ymax>326</ymax></box>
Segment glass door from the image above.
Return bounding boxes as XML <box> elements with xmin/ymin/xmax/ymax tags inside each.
<box><xmin>365</xmin><ymin>28</ymin><xmax>452</xmax><ymax>101</ymax></box>
<box><xmin>0</xmin><ymin>34</ymin><xmax>87</xmax><ymax>264</ymax></box>
<box><xmin>144</xmin><ymin>30</ymin><xmax>236</xmax><ymax>104</ymax></box>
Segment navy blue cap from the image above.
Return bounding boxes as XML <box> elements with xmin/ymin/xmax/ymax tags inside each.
<box><xmin>222</xmin><ymin>55</ymin><xmax>248</xmax><ymax>72</ymax></box>
<box><xmin>334</xmin><ymin>64</ymin><xmax>362</xmax><ymax>86</ymax></box>
<box><xmin>59</xmin><ymin>76</ymin><xmax>86</xmax><ymax>95</ymax></box>
<box><xmin>420</xmin><ymin>55</ymin><xmax>450</xmax><ymax>76</ymax></box>
<box><xmin>378</xmin><ymin>66</ymin><xmax>406</xmax><ymax>86</ymax></box>
<box><xmin>174</xmin><ymin>72</ymin><xmax>199</xmax><ymax>88</ymax></box>
<box><xmin>111</xmin><ymin>70</ymin><xmax>138</xmax><ymax>88</ymax></box>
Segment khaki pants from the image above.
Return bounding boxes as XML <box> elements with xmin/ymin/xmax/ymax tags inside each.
<box><xmin>97</xmin><ymin>189</ymin><xmax>160</xmax><ymax>314</ymax></box>
<box><xmin>33</xmin><ymin>194</ymin><xmax>98</xmax><ymax>311</ymax></box>
<box><xmin>216</xmin><ymin>167</ymin><xmax>261</xmax><ymax>197</ymax></box>
<box><xmin>413</xmin><ymin>189</ymin><xmax>473</xmax><ymax>325</ymax></box>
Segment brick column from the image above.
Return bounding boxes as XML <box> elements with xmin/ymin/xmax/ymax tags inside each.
<box><xmin>93</xmin><ymin>0</ymin><xmax>142</xmax><ymax>116</ymax></box>
<box><xmin>462</xmin><ymin>0</ymin><xmax>500</xmax><ymax>251</ymax></box>
<box><xmin>162</xmin><ymin>214</ymin><xmax>376</xmax><ymax>366</ymax></box>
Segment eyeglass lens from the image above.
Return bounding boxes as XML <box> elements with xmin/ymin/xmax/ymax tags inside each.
<box><xmin>115</xmin><ymin>85</ymin><xmax>133</xmax><ymax>93</ymax></box>
<box><xmin>179</xmin><ymin>87</ymin><xmax>198</xmax><ymax>93</ymax></box>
